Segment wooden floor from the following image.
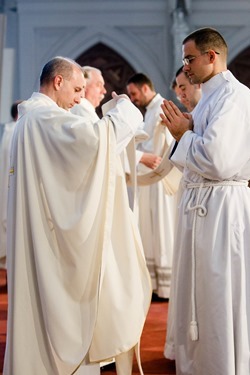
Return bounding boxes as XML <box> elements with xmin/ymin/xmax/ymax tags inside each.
<box><xmin>0</xmin><ymin>270</ymin><xmax>7</xmax><ymax>375</ymax></box>
<box><xmin>0</xmin><ymin>268</ymin><xmax>176</xmax><ymax>374</ymax></box>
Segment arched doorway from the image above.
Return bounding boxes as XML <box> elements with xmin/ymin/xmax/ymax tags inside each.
<box><xmin>76</xmin><ymin>43</ymin><xmax>136</xmax><ymax>116</ymax></box>
<box><xmin>228</xmin><ymin>46</ymin><xmax>250</xmax><ymax>88</ymax></box>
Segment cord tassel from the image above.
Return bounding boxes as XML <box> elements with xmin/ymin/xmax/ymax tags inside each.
<box><xmin>190</xmin><ymin>320</ymin><xmax>199</xmax><ymax>341</ymax></box>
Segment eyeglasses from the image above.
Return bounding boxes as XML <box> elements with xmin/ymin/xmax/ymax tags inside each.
<box><xmin>182</xmin><ymin>51</ymin><xmax>220</xmax><ymax>66</ymax></box>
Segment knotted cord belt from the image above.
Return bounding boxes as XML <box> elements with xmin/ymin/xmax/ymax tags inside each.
<box><xmin>185</xmin><ymin>180</ymin><xmax>248</xmax><ymax>341</ymax></box>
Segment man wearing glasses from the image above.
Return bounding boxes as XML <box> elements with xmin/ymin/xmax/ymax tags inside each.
<box><xmin>161</xmin><ymin>27</ymin><xmax>250</xmax><ymax>375</ymax></box>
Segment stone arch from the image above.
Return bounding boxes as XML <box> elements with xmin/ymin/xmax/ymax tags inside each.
<box><xmin>52</xmin><ymin>29</ymin><xmax>168</xmax><ymax>96</ymax></box>
<box><xmin>224</xmin><ymin>26</ymin><xmax>250</xmax><ymax>88</ymax></box>
<box><xmin>228</xmin><ymin>45</ymin><xmax>250</xmax><ymax>88</ymax></box>
<box><xmin>226</xmin><ymin>27</ymin><xmax>250</xmax><ymax>63</ymax></box>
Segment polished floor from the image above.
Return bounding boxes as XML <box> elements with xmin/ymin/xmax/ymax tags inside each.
<box><xmin>0</xmin><ymin>269</ymin><xmax>176</xmax><ymax>374</ymax></box>
<box><xmin>0</xmin><ymin>270</ymin><xmax>7</xmax><ymax>375</ymax></box>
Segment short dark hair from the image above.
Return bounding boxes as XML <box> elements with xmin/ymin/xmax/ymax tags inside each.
<box><xmin>183</xmin><ymin>27</ymin><xmax>228</xmax><ymax>57</ymax></box>
<box><xmin>40</xmin><ymin>56</ymin><xmax>81</xmax><ymax>86</ymax></box>
<box><xmin>170</xmin><ymin>66</ymin><xmax>183</xmax><ymax>90</ymax></box>
<box><xmin>175</xmin><ymin>66</ymin><xmax>184</xmax><ymax>78</ymax></box>
<box><xmin>127</xmin><ymin>73</ymin><xmax>155</xmax><ymax>91</ymax></box>
<box><xmin>175</xmin><ymin>66</ymin><xmax>192</xmax><ymax>83</ymax></box>
<box><xmin>11</xmin><ymin>100</ymin><xmax>22</xmax><ymax>120</ymax></box>
<box><xmin>170</xmin><ymin>78</ymin><xmax>177</xmax><ymax>90</ymax></box>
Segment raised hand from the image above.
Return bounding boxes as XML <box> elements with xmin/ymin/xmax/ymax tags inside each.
<box><xmin>111</xmin><ymin>91</ymin><xmax>130</xmax><ymax>101</ymax></box>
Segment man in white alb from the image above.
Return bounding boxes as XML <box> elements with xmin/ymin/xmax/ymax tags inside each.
<box><xmin>127</xmin><ymin>73</ymin><xmax>179</xmax><ymax>299</ymax></box>
<box><xmin>161</xmin><ymin>27</ymin><xmax>250</xmax><ymax>375</ymax></box>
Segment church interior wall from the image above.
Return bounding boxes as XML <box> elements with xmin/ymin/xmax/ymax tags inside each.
<box><xmin>189</xmin><ymin>0</ymin><xmax>250</xmax><ymax>63</ymax></box>
<box><xmin>2</xmin><ymin>0</ymin><xmax>250</xmax><ymax>108</ymax></box>
<box><xmin>17</xmin><ymin>1</ymin><xmax>172</xmax><ymax>100</ymax></box>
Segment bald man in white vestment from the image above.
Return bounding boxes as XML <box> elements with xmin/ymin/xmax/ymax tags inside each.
<box><xmin>3</xmin><ymin>57</ymin><xmax>151</xmax><ymax>375</ymax></box>
<box><xmin>161</xmin><ymin>28</ymin><xmax>250</xmax><ymax>375</ymax></box>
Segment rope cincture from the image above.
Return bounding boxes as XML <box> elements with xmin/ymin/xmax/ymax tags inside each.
<box><xmin>185</xmin><ymin>179</ymin><xmax>248</xmax><ymax>342</ymax></box>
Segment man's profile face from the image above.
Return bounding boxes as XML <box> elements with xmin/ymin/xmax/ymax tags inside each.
<box><xmin>85</xmin><ymin>70</ymin><xmax>107</xmax><ymax>108</ymax></box>
<box><xmin>56</xmin><ymin>68</ymin><xmax>86</xmax><ymax>110</ymax></box>
<box><xmin>126</xmin><ymin>83</ymin><xmax>147</xmax><ymax>108</ymax></box>
<box><xmin>176</xmin><ymin>71</ymin><xmax>200</xmax><ymax>112</ymax></box>
<box><xmin>182</xmin><ymin>40</ymin><xmax>212</xmax><ymax>85</ymax></box>
<box><xmin>176</xmin><ymin>72</ymin><xmax>194</xmax><ymax>111</ymax></box>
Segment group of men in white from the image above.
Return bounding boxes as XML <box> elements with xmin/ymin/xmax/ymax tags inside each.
<box><xmin>1</xmin><ymin>26</ymin><xmax>250</xmax><ymax>375</ymax></box>
<box><xmin>0</xmin><ymin>57</ymin><xmax>198</xmax><ymax>375</ymax></box>
<box><xmin>0</xmin><ymin>65</ymin><xmax>197</xmax><ymax>293</ymax></box>
<box><xmin>0</xmin><ymin>51</ymin><xmax>200</xmax><ymax>375</ymax></box>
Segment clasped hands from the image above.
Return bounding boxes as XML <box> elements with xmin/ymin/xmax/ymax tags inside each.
<box><xmin>160</xmin><ymin>100</ymin><xmax>193</xmax><ymax>142</ymax></box>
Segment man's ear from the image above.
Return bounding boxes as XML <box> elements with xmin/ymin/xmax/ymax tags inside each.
<box><xmin>208</xmin><ymin>50</ymin><xmax>216</xmax><ymax>63</ymax></box>
<box><xmin>142</xmin><ymin>83</ymin><xmax>149</xmax><ymax>94</ymax></box>
<box><xmin>54</xmin><ymin>75</ymin><xmax>63</xmax><ymax>90</ymax></box>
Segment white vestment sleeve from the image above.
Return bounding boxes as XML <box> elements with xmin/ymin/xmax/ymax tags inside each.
<box><xmin>105</xmin><ymin>98</ymin><xmax>143</xmax><ymax>155</ymax></box>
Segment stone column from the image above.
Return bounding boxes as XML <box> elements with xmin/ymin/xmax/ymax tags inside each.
<box><xmin>170</xmin><ymin>0</ymin><xmax>190</xmax><ymax>75</ymax></box>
